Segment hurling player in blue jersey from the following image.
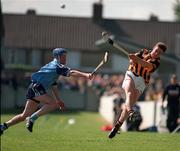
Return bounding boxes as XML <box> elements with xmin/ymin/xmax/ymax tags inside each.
<box><xmin>0</xmin><ymin>48</ymin><xmax>93</xmax><ymax>135</ymax></box>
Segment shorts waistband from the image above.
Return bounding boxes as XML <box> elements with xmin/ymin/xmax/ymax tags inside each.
<box><xmin>31</xmin><ymin>80</ymin><xmax>38</xmax><ymax>84</ymax></box>
<box><xmin>127</xmin><ymin>70</ymin><xmax>139</xmax><ymax>77</ymax></box>
<box><xmin>132</xmin><ymin>72</ymin><xmax>139</xmax><ymax>77</ymax></box>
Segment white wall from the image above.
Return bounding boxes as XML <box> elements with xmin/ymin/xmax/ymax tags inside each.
<box><xmin>99</xmin><ymin>94</ymin><xmax>166</xmax><ymax>131</ymax></box>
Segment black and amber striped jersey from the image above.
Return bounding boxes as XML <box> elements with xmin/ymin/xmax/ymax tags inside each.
<box><xmin>128</xmin><ymin>49</ymin><xmax>160</xmax><ymax>84</ymax></box>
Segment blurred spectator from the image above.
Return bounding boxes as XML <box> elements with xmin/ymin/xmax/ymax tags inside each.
<box><xmin>92</xmin><ymin>74</ymin><xmax>110</xmax><ymax>97</ymax></box>
<box><xmin>58</xmin><ymin>76</ymin><xmax>79</xmax><ymax>91</ymax></box>
<box><xmin>1</xmin><ymin>70</ymin><xmax>167</xmax><ymax>103</ymax></box>
<box><xmin>145</xmin><ymin>76</ymin><xmax>164</xmax><ymax>101</ymax></box>
<box><xmin>77</xmin><ymin>77</ymin><xmax>87</xmax><ymax>94</ymax></box>
<box><xmin>113</xmin><ymin>95</ymin><xmax>124</xmax><ymax>126</ymax></box>
<box><xmin>126</xmin><ymin>103</ymin><xmax>142</xmax><ymax>131</ymax></box>
<box><xmin>154</xmin><ymin>78</ymin><xmax>164</xmax><ymax>100</ymax></box>
<box><xmin>162</xmin><ymin>74</ymin><xmax>180</xmax><ymax>132</ymax></box>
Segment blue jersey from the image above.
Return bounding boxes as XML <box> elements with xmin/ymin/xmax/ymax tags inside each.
<box><xmin>31</xmin><ymin>59</ymin><xmax>71</xmax><ymax>90</ymax></box>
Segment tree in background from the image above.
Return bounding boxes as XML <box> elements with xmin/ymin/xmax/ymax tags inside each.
<box><xmin>174</xmin><ymin>0</ymin><xmax>180</xmax><ymax>21</ymax></box>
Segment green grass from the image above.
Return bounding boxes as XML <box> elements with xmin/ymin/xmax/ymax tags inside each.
<box><xmin>1</xmin><ymin>111</ymin><xmax>180</xmax><ymax>151</ymax></box>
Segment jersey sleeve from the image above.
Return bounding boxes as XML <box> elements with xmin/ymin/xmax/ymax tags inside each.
<box><xmin>150</xmin><ymin>59</ymin><xmax>160</xmax><ymax>72</ymax></box>
<box><xmin>56</xmin><ymin>65</ymin><xmax>71</xmax><ymax>77</ymax></box>
<box><xmin>162</xmin><ymin>86</ymin><xmax>168</xmax><ymax>101</ymax></box>
<box><xmin>135</xmin><ymin>49</ymin><xmax>143</xmax><ymax>57</ymax></box>
<box><xmin>135</xmin><ymin>49</ymin><xmax>148</xmax><ymax>58</ymax></box>
<box><xmin>178</xmin><ymin>85</ymin><xmax>180</xmax><ymax>98</ymax></box>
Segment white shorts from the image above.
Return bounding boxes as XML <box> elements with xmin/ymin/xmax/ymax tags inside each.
<box><xmin>122</xmin><ymin>70</ymin><xmax>146</xmax><ymax>94</ymax></box>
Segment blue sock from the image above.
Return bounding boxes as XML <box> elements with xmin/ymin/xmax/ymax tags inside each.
<box><xmin>30</xmin><ymin>113</ymin><xmax>39</xmax><ymax>123</ymax></box>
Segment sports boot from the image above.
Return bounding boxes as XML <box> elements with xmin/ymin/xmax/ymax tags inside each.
<box><xmin>26</xmin><ymin>117</ymin><xmax>34</xmax><ymax>132</ymax></box>
<box><xmin>108</xmin><ymin>121</ymin><xmax>122</xmax><ymax>139</ymax></box>
<box><xmin>0</xmin><ymin>123</ymin><xmax>8</xmax><ymax>136</ymax></box>
<box><xmin>129</xmin><ymin>111</ymin><xmax>141</xmax><ymax>122</ymax></box>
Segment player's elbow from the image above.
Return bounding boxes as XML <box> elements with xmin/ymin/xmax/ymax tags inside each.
<box><xmin>69</xmin><ymin>70</ymin><xmax>74</xmax><ymax>76</ymax></box>
<box><xmin>69</xmin><ymin>70</ymin><xmax>79</xmax><ymax>77</ymax></box>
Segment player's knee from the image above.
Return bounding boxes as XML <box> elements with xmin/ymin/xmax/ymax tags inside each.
<box><xmin>19</xmin><ymin>113</ymin><xmax>28</xmax><ymax>121</ymax></box>
<box><xmin>126</xmin><ymin>92</ymin><xmax>134</xmax><ymax>99</ymax></box>
<box><xmin>124</xmin><ymin>104</ymin><xmax>133</xmax><ymax>113</ymax></box>
<box><xmin>122</xmin><ymin>105</ymin><xmax>128</xmax><ymax>112</ymax></box>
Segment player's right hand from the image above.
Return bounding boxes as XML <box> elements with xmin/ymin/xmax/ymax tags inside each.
<box><xmin>88</xmin><ymin>73</ymin><xmax>94</xmax><ymax>80</ymax></box>
<box><xmin>56</xmin><ymin>100</ymin><xmax>66</xmax><ymax>111</ymax></box>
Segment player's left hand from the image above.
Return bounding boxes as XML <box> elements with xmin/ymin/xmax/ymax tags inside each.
<box><xmin>56</xmin><ymin>100</ymin><xmax>66</xmax><ymax>111</ymax></box>
<box><xmin>129</xmin><ymin>54</ymin><xmax>138</xmax><ymax>61</ymax></box>
<box><xmin>129</xmin><ymin>54</ymin><xmax>137</xmax><ymax>65</ymax></box>
<box><xmin>129</xmin><ymin>54</ymin><xmax>143</xmax><ymax>65</ymax></box>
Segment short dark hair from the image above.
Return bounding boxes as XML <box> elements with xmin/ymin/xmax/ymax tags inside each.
<box><xmin>171</xmin><ymin>74</ymin><xmax>177</xmax><ymax>79</ymax></box>
<box><xmin>155</xmin><ymin>42</ymin><xmax>167</xmax><ymax>52</ymax></box>
<box><xmin>53</xmin><ymin>48</ymin><xmax>67</xmax><ymax>58</ymax></box>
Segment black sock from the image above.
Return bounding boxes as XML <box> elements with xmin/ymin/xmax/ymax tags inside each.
<box><xmin>116</xmin><ymin>121</ymin><xmax>123</xmax><ymax>127</ymax></box>
<box><xmin>3</xmin><ymin>123</ymin><xmax>8</xmax><ymax>130</ymax></box>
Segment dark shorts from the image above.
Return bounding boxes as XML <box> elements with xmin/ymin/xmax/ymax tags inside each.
<box><xmin>26</xmin><ymin>82</ymin><xmax>46</xmax><ymax>103</ymax></box>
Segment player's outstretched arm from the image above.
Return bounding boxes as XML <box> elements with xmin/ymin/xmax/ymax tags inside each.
<box><xmin>51</xmin><ymin>85</ymin><xmax>65</xmax><ymax>111</ymax></box>
<box><xmin>69</xmin><ymin>70</ymin><xmax>93</xmax><ymax>80</ymax></box>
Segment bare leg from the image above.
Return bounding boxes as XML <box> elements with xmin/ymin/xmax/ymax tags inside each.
<box><xmin>109</xmin><ymin>76</ymin><xmax>141</xmax><ymax>138</ymax></box>
<box><xmin>118</xmin><ymin>88</ymin><xmax>141</xmax><ymax>123</ymax></box>
<box><xmin>25</xmin><ymin>94</ymin><xmax>59</xmax><ymax>132</ymax></box>
<box><xmin>118</xmin><ymin>77</ymin><xmax>138</xmax><ymax>124</ymax></box>
<box><xmin>5</xmin><ymin>100</ymin><xmax>38</xmax><ymax>127</ymax></box>
<box><xmin>31</xmin><ymin>94</ymin><xmax>58</xmax><ymax>117</ymax></box>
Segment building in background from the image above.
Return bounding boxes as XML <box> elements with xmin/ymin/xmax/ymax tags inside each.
<box><xmin>2</xmin><ymin>3</ymin><xmax>180</xmax><ymax>75</ymax></box>
<box><xmin>1</xmin><ymin>2</ymin><xmax>180</xmax><ymax>109</ymax></box>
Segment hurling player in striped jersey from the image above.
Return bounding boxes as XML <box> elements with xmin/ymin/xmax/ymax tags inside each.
<box><xmin>109</xmin><ymin>42</ymin><xmax>167</xmax><ymax>138</ymax></box>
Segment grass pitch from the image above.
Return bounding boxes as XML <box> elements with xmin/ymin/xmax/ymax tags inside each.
<box><xmin>1</xmin><ymin>111</ymin><xmax>180</xmax><ymax>151</ymax></box>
